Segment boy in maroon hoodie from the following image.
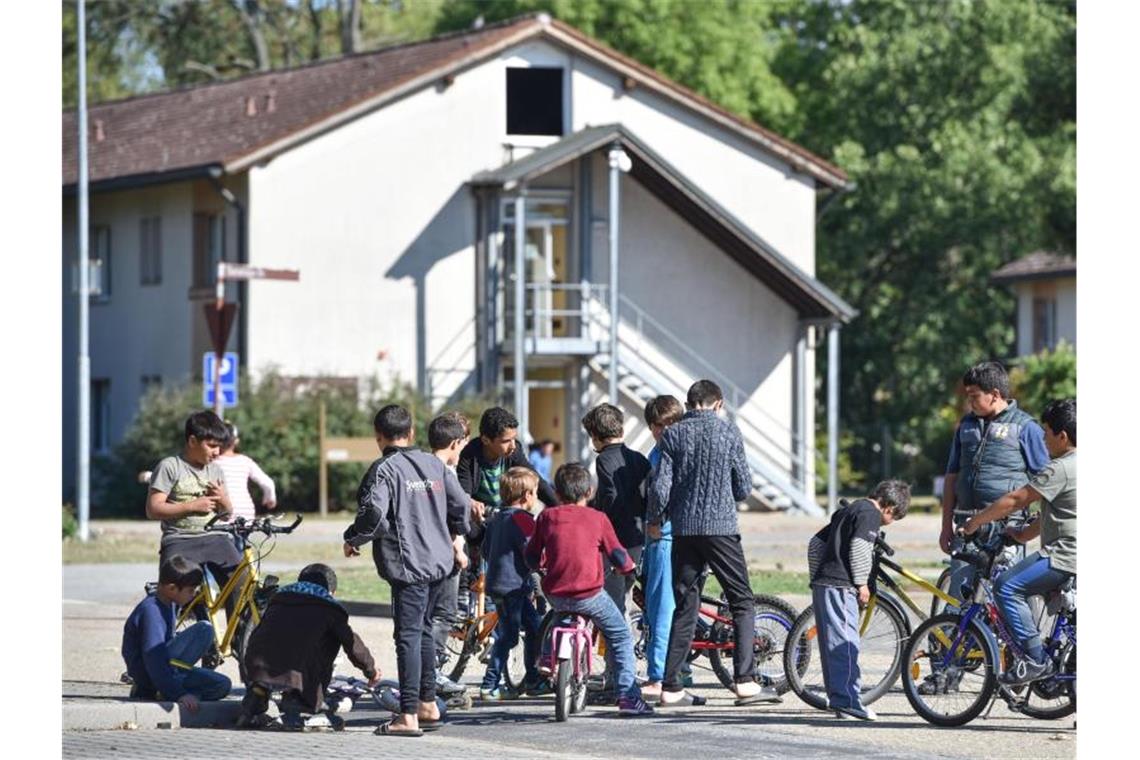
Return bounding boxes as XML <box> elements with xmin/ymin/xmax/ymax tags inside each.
<box><xmin>524</xmin><ymin>463</ymin><xmax>653</xmax><ymax>716</ymax></box>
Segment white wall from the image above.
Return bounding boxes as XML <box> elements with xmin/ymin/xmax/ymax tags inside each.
<box><xmin>1055</xmin><ymin>278</ymin><xmax>1076</xmax><ymax>349</ymax></box>
<box><xmin>1013</xmin><ymin>277</ymin><xmax>1077</xmax><ymax>356</ymax></box>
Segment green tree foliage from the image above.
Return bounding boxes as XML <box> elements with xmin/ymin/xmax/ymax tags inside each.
<box><xmin>93</xmin><ymin>373</ymin><xmax>496</xmax><ymax>517</ymax></box>
<box><xmin>1010</xmin><ymin>341</ymin><xmax>1076</xmax><ymax>419</ymax></box>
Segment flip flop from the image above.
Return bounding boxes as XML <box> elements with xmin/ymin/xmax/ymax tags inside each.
<box><xmin>734</xmin><ymin>691</ymin><xmax>783</xmax><ymax>706</ymax></box>
<box><xmin>419</xmin><ymin>719</ymin><xmax>444</xmax><ymax>732</ymax></box>
<box><xmin>376</xmin><ymin>721</ymin><xmax>423</xmax><ymax>737</ymax></box>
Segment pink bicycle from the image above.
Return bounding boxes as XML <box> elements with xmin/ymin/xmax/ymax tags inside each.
<box><xmin>544</xmin><ymin>612</ymin><xmax>596</xmax><ymax>721</ymax></box>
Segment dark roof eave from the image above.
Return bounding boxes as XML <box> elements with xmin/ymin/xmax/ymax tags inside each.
<box><xmin>991</xmin><ymin>268</ymin><xmax>1077</xmax><ymax>285</ymax></box>
<box><xmin>63</xmin><ymin>164</ymin><xmax>223</xmax><ymax>196</ymax></box>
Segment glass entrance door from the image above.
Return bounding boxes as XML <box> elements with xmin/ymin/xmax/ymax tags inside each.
<box><xmin>502</xmin><ymin>197</ymin><xmax>569</xmax><ymax>339</ymax></box>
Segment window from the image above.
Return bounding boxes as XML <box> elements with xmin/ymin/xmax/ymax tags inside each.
<box><xmin>91</xmin><ymin>379</ymin><xmax>111</xmax><ymax>454</ymax></box>
<box><xmin>506</xmin><ymin>67</ymin><xmax>564</xmax><ymax>136</ymax></box>
<box><xmin>91</xmin><ymin>225</ymin><xmax>112</xmax><ymax>301</ymax></box>
<box><xmin>139</xmin><ymin>216</ymin><xmax>162</xmax><ymax>285</ymax></box>
<box><xmin>193</xmin><ymin>213</ymin><xmax>225</xmax><ymax>288</ymax></box>
<box><xmin>1032</xmin><ymin>297</ymin><xmax>1057</xmax><ymax>352</ymax></box>
<box><xmin>141</xmin><ymin>374</ymin><xmax>162</xmax><ymax>394</ymax></box>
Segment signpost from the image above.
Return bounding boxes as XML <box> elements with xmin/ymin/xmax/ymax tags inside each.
<box><xmin>203</xmin><ymin>352</ymin><xmax>239</xmax><ymax>408</ymax></box>
<box><xmin>206</xmin><ymin>261</ymin><xmax>299</xmax><ymax>416</ymax></box>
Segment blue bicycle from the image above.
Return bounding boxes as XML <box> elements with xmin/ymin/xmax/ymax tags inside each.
<box><xmin>900</xmin><ymin>524</ymin><xmax>1076</xmax><ymax>726</ymax></box>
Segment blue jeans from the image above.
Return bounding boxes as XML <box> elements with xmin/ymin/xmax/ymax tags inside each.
<box><xmin>168</xmin><ymin>621</ymin><xmax>231</xmax><ymax>701</ymax></box>
<box><xmin>547</xmin><ymin>589</ymin><xmax>641</xmax><ymax>701</ymax></box>
<box><xmin>642</xmin><ymin>537</ymin><xmax>675</xmax><ymax>683</ymax></box>
<box><xmin>481</xmin><ymin>589</ymin><xmax>542</xmax><ymax>690</ymax></box>
<box><xmin>994</xmin><ymin>552</ymin><xmax>1073</xmax><ymax>663</ymax></box>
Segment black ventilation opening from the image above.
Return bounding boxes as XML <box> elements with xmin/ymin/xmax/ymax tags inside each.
<box><xmin>506</xmin><ymin>67</ymin><xmax>564</xmax><ymax>136</ymax></box>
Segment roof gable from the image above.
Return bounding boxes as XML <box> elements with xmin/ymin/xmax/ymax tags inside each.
<box><xmin>63</xmin><ymin>14</ymin><xmax>848</xmax><ymax>190</ymax></box>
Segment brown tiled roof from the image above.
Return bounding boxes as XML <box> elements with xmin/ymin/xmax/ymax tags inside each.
<box><xmin>991</xmin><ymin>251</ymin><xmax>1077</xmax><ymax>283</ymax></box>
<box><xmin>63</xmin><ymin>14</ymin><xmax>849</xmax><ymax>189</ymax></box>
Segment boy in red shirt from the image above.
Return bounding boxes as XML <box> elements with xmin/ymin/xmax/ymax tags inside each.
<box><xmin>524</xmin><ymin>463</ymin><xmax>653</xmax><ymax>716</ymax></box>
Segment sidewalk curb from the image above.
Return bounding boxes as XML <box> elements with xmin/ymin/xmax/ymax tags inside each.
<box><xmin>63</xmin><ymin>700</ymin><xmax>243</xmax><ymax>731</ymax></box>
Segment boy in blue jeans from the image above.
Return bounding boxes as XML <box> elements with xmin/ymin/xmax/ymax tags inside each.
<box><xmin>524</xmin><ymin>463</ymin><xmax>653</xmax><ymax>716</ymax></box>
<box><xmin>479</xmin><ymin>467</ymin><xmax>545</xmax><ymax>700</ymax></box>
<box><xmin>641</xmin><ymin>395</ymin><xmax>684</xmax><ymax>701</ymax></box>
<box><xmin>121</xmin><ymin>556</ymin><xmax>231</xmax><ymax>711</ymax></box>
<box><xmin>807</xmin><ymin>480</ymin><xmax>910</xmax><ymax>721</ymax></box>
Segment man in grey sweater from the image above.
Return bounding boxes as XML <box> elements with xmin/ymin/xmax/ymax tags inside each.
<box><xmin>649</xmin><ymin>380</ymin><xmax>780</xmax><ymax>707</ymax></box>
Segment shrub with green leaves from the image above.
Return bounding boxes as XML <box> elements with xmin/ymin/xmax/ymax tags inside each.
<box><xmin>1010</xmin><ymin>341</ymin><xmax>1076</xmax><ymax>418</ymax></box>
<box><xmin>93</xmin><ymin>373</ymin><xmax>499</xmax><ymax>518</ymax></box>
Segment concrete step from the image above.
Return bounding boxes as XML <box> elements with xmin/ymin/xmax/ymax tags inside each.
<box><xmin>63</xmin><ymin>697</ymin><xmax>247</xmax><ymax>731</ymax></box>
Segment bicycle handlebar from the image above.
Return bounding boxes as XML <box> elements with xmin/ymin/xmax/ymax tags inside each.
<box><xmin>874</xmin><ymin>532</ymin><xmax>895</xmax><ymax>557</ymax></box>
<box><xmin>205</xmin><ymin>514</ymin><xmax>304</xmax><ymax>536</ymax></box>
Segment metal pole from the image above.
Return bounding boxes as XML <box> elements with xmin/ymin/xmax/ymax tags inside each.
<box><xmin>76</xmin><ymin>0</ymin><xmax>91</xmax><ymax>542</ymax></box>
<box><xmin>607</xmin><ymin>146</ymin><xmax>621</xmax><ymax>405</ymax></box>
<box><xmin>514</xmin><ymin>190</ymin><xmax>527</xmax><ymax>437</ymax></box>
<box><xmin>827</xmin><ymin>323</ymin><xmax>840</xmax><ymax>515</ymax></box>
<box><xmin>795</xmin><ymin>326</ymin><xmax>809</xmax><ymax>500</ymax></box>
<box><xmin>318</xmin><ymin>400</ymin><xmax>328</xmax><ymax>518</ymax></box>
<box><xmin>214</xmin><ymin>262</ymin><xmax>225</xmax><ymax>417</ymax></box>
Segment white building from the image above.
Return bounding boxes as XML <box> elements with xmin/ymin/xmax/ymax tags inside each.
<box><xmin>63</xmin><ymin>14</ymin><xmax>856</xmax><ymax>515</ymax></box>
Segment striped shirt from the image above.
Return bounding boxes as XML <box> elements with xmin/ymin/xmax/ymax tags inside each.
<box><xmin>215</xmin><ymin>453</ymin><xmax>276</xmax><ymax>522</ymax></box>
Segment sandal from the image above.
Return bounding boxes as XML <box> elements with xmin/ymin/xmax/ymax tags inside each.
<box><xmin>376</xmin><ymin>721</ymin><xmax>423</xmax><ymax>737</ymax></box>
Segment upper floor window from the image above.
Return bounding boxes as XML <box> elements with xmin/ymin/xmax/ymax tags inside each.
<box><xmin>91</xmin><ymin>378</ymin><xmax>111</xmax><ymax>454</ymax></box>
<box><xmin>506</xmin><ymin>67</ymin><xmax>564</xmax><ymax>136</ymax></box>
<box><xmin>1033</xmin><ymin>297</ymin><xmax>1057</xmax><ymax>353</ymax></box>
<box><xmin>193</xmin><ymin>213</ymin><xmax>225</xmax><ymax>288</ymax></box>
<box><xmin>139</xmin><ymin>216</ymin><xmax>162</xmax><ymax>286</ymax></box>
<box><xmin>90</xmin><ymin>225</ymin><xmax>112</xmax><ymax>301</ymax></box>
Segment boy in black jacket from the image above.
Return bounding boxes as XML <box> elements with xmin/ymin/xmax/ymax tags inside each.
<box><xmin>581</xmin><ymin>402</ymin><xmax>650</xmax><ymax>618</ymax></box>
<box><xmin>807</xmin><ymin>480</ymin><xmax>910</xmax><ymax>721</ymax></box>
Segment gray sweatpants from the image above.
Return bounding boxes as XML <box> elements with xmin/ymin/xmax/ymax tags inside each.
<box><xmin>811</xmin><ymin>585</ymin><xmax>863</xmax><ymax>711</ymax></box>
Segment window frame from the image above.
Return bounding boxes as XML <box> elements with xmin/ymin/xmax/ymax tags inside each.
<box><xmin>139</xmin><ymin>216</ymin><xmax>163</xmax><ymax>286</ymax></box>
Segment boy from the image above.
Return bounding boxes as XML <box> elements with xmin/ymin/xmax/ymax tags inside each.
<box><xmin>479</xmin><ymin>467</ymin><xmax>545</xmax><ymax>700</ymax></box>
<box><xmin>581</xmin><ymin>403</ymin><xmax>651</xmax><ymax>619</ymax></box>
<box><xmin>964</xmin><ymin>398</ymin><xmax>1076</xmax><ymax>685</ymax></box>
<box><xmin>426</xmin><ymin>412</ymin><xmax>473</xmax><ymax>698</ymax></box>
<box><xmin>651</xmin><ymin>380</ymin><xmax>771</xmax><ymax>707</ymax></box>
<box><xmin>241</xmin><ymin>564</ymin><xmax>379</xmax><ymax>730</ymax></box>
<box><xmin>524</xmin><ymin>463</ymin><xmax>654</xmax><ymax>717</ymax></box>
<box><xmin>807</xmin><ymin>480</ymin><xmax>911</xmax><ymax>721</ymax></box>
<box><xmin>343</xmin><ymin>404</ymin><xmax>469</xmax><ymax>737</ymax></box>
<box><xmin>121</xmin><ymin>556</ymin><xmax>231</xmax><ymax>710</ymax></box>
<box><xmin>641</xmin><ymin>395</ymin><xmax>685</xmax><ymax>701</ymax></box>
<box><xmin>939</xmin><ymin>362</ymin><xmax>1049</xmax><ymax>603</ymax></box>
<box><xmin>146</xmin><ymin>411</ymin><xmax>238</xmax><ymax>593</ymax></box>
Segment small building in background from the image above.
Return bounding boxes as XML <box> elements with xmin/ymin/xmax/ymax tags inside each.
<box><xmin>992</xmin><ymin>251</ymin><xmax>1076</xmax><ymax>357</ymax></box>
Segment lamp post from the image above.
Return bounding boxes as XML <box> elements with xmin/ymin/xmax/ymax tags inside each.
<box><xmin>607</xmin><ymin>144</ymin><xmax>631</xmax><ymax>405</ymax></box>
<box><xmin>76</xmin><ymin>0</ymin><xmax>91</xmax><ymax>542</ymax></box>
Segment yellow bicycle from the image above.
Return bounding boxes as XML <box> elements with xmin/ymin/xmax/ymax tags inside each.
<box><xmin>172</xmin><ymin>514</ymin><xmax>302</xmax><ymax>679</ymax></box>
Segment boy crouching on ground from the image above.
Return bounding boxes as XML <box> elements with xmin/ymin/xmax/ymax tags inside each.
<box><xmin>524</xmin><ymin>463</ymin><xmax>653</xmax><ymax>717</ymax></box>
<box><xmin>807</xmin><ymin>480</ymin><xmax>910</xmax><ymax>721</ymax></box>
<box><xmin>121</xmin><ymin>556</ymin><xmax>231</xmax><ymax>711</ymax></box>
<box><xmin>240</xmin><ymin>563</ymin><xmax>379</xmax><ymax>730</ymax></box>
<box><xmin>479</xmin><ymin>467</ymin><xmax>546</xmax><ymax>700</ymax></box>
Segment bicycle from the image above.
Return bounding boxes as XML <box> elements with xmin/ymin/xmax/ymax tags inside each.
<box><xmin>900</xmin><ymin>525</ymin><xmax>1076</xmax><ymax>726</ymax></box>
<box><xmin>783</xmin><ymin>530</ymin><xmax>961</xmax><ymax>710</ymax></box>
<box><xmin>171</xmin><ymin>513</ymin><xmax>303</xmax><ymax>681</ymax></box>
<box><xmin>543</xmin><ymin>612</ymin><xmax>595</xmax><ymax>721</ymax></box>
<box><xmin>443</xmin><ymin>570</ymin><xmax>531</xmax><ymax>690</ymax></box>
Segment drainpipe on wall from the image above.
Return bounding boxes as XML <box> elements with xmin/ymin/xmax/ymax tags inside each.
<box><xmin>208</xmin><ymin>171</ymin><xmax>248</xmax><ymax>364</ymax></box>
<box><xmin>827</xmin><ymin>322</ymin><xmax>841</xmax><ymax>515</ymax></box>
<box><xmin>607</xmin><ymin>143</ymin><xmax>631</xmax><ymax>405</ymax></box>
<box><xmin>514</xmin><ymin>188</ymin><xmax>528</xmax><ymax>437</ymax></box>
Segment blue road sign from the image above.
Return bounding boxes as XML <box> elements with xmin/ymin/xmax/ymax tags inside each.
<box><xmin>203</xmin><ymin>352</ymin><xmax>239</xmax><ymax>408</ymax></box>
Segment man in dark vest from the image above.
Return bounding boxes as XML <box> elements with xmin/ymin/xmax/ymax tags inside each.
<box><xmin>939</xmin><ymin>362</ymin><xmax>1050</xmax><ymax>604</ymax></box>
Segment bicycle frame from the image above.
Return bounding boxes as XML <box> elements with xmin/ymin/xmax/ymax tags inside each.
<box><xmin>873</xmin><ymin>555</ymin><xmax>959</xmax><ymax>632</ymax></box>
<box><xmin>548</xmin><ymin>616</ymin><xmax>595</xmax><ymax>680</ymax></box>
<box><xmin>174</xmin><ymin>543</ymin><xmax>261</xmax><ymax>656</ymax></box>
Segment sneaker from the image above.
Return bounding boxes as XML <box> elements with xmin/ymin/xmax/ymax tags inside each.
<box><xmin>917</xmin><ymin>671</ymin><xmax>961</xmax><ymax>695</ymax></box>
<box><xmin>1000</xmin><ymin>657</ymin><xmax>1055</xmax><ymax>686</ymax></box>
<box><xmin>617</xmin><ymin>695</ymin><xmax>655</xmax><ymax>716</ymax></box>
<box><xmin>435</xmin><ymin>673</ymin><xmax>466</xmax><ymax>696</ymax></box>
<box><xmin>478</xmin><ymin>686</ymin><xmax>518</xmax><ymax>701</ymax></box>
<box><xmin>733</xmin><ymin>682</ymin><xmax>783</xmax><ymax>705</ymax></box>
<box><xmin>834</xmin><ymin>705</ymin><xmax>877</xmax><ymax>722</ymax></box>
<box><xmin>236</xmin><ymin>712</ymin><xmax>279</xmax><ymax>729</ymax></box>
<box><xmin>522</xmin><ymin>678</ymin><xmax>554</xmax><ymax>697</ymax></box>
<box><xmin>658</xmin><ymin>690</ymin><xmax>707</xmax><ymax>707</ymax></box>
<box><xmin>302</xmin><ymin>712</ymin><xmax>345</xmax><ymax>731</ymax></box>
<box><xmin>279</xmin><ymin>711</ymin><xmax>305</xmax><ymax>731</ymax></box>
<box><xmin>833</xmin><ymin>709</ymin><xmax>851</xmax><ymax>720</ymax></box>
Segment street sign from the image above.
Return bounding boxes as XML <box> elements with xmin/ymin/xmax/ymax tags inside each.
<box><xmin>203</xmin><ymin>352</ymin><xmax>239</xmax><ymax>408</ymax></box>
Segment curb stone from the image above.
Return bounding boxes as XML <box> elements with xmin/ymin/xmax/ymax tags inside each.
<box><xmin>63</xmin><ymin>699</ymin><xmax>246</xmax><ymax>731</ymax></box>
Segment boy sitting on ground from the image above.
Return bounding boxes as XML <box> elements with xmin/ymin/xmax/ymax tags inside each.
<box><xmin>807</xmin><ymin>480</ymin><xmax>911</xmax><ymax>721</ymax></box>
<box><xmin>240</xmin><ymin>563</ymin><xmax>379</xmax><ymax>730</ymax></box>
<box><xmin>479</xmin><ymin>467</ymin><xmax>546</xmax><ymax>700</ymax></box>
<box><xmin>121</xmin><ymin>556</ymin><xmax>231</xmax><ymax>711</ymax></box>
<box><xmin>524</xmin><ymin>463</ymin><xmax>653</xmax><ymax>717</ymax></box>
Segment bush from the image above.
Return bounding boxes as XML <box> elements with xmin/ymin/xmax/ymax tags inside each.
<box><xmin>62</xmin><ymin>504</ymin><xmax>78</xmax><ymax>539</ymax></box>
<box><xmin>1010</xmin><ymin>340</ymin><xmax>1077</xmax><ymax>417</ymax></box>
<box><xmin>93</xmin><ymin>373</ymin><xmax>500</xmax><ymax>518</ymax></box>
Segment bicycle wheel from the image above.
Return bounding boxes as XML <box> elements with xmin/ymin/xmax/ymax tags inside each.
<box><xmin>930</xmin><ymin>567</ymin><xmax>954</xmax><ymax>617</ymax></box>
<box><xmin>446</xmin><ymin>622</ymin><xmax>478</xmax><ymax>682</ymax></box>
<box><xmin>1006</xmin><ymin>634</ymin><xmax>1076</xmax><ymax>720</ymax></box>
<box><xmin>902</xmin><ymin>612</ymin><xmax>996</xmax><ymax>727</ymax></box>
<box><xmin>571</xmin><ymin>645</ymin><xmax>590</xmax><ymax>714</ymax></box>
<box><xmin>783</xmin><ymin>594</ymin><xmax>908</xmax><ymax>709</ymax></box>
<box><xmin>708</xmin><ymin>594</ymin><xmax>798</xmax><ymax>692</ymax></box>
<box><xmin>555</xmin><ymin>659</ymin><xmax>573</xmax><ymax>722</ymax></box>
